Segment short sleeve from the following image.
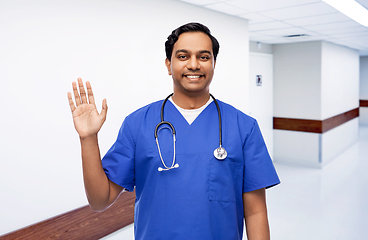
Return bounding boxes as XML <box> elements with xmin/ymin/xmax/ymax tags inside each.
<box><xmin>101</xmin><ymin>118</ymin><xmax>135</xmax><ymax>191</ymax></box>
<box><xmin>242</xmin><ymin>120</ymin><xmax>280</xmax><ymax>192</ymax></box>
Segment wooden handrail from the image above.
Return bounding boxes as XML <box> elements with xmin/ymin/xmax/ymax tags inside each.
<box><xmin>360</xmin><ymin>100</ymin><xmax>368</xmax><ymax>107</ymax></box>
<box><xmin>273</xmin><ymin>108</ymin><xmax>359</xmax><ymax>133</ymax></box>
<box><xmin>0</xmin><ymin>191</ymin><xmax>135</xmax><ymax>240</ymax></box>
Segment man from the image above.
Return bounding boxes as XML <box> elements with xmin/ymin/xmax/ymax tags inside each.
<box><xmin>68</xmin><ymin>22</ymin><xmax>280</xmax><ymax>240</ymax></box>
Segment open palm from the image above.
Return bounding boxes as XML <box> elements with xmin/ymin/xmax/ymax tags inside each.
<box><xmin>68</xmin><ymin>78</ymin><xmax>107</xmax><ymax>139</ymax></box>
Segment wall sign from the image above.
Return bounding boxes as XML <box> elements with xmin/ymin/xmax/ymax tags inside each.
<box><xmin>256</xmin><ymin>75</ymin><xmax>262</xmax><ymax>86</ymax></box>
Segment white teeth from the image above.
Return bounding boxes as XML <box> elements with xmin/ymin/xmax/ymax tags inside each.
<box><xmin>186</xmin><ymin>75</ymin><xmax>200</xmax><ymax>79</ymax></box>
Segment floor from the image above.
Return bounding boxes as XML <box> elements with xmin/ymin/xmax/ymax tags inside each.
<box><xmin>267</xmin><ymin>126</ymin><xmax>368</xmax><ymax>240</ymax></box>
<box><xmin>103</xmin><ymin>126</ymin><xmax>368</xmax><ymax>240</ymax></box>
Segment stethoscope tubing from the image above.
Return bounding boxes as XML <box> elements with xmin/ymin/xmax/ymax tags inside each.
<box><xmin>154</xmin><ymin>93</ymin><xmax>226</xmax><ymax>171</ymax></box>
<box><xmin>155</xmin><ymin>93</ymin><xmax>221</xmax><ymax>142</ymax></box>
<box><xmin>154</xmin><ymin>93</ymin><xmax>175</xmax><ymax>139</ymax></box>
<box><xmin>210</xmin><ymin>94</ymin><xmax>223</xmax><ymax>148</ymax></box>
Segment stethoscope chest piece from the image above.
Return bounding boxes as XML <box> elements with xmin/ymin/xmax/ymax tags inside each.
<box><xmin>214</xmin><ymin>146</ymin><xmax>227</xmax><ymax>160</ymax></box>
<box><xmin>156</xmin><ymin>93</ymin><xmax>228</xmax><ymax>171</ymax></box>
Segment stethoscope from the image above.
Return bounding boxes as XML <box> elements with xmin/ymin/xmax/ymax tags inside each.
<box><xmin>154</xmin><ymin>93</ymin><xmax>227</xmax><ymax>171</ymax></box>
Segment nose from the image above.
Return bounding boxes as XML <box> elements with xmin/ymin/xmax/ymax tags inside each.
<box><xmin>186</xmin><ymin>56</ymin><xmax>200</xmax><ymax>71</ymax></box>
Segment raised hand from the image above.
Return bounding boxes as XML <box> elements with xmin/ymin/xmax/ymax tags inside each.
<box><xmin>68</xmin><ymin>78</ymin><xmax>107</xmax><ymax>139</ymax></box>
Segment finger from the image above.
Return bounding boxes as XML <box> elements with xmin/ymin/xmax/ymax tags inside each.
<box><xmin>68</xmin><ymin>92</ymin><xmax>76</xmax><ymax>112</ymax></box>
<box><xmin>86</xmin><ymin>81</ymin><xmax>96</xmax><ymax>106</ymax></box>
<box><xmin>78</xmin><ymin>78</ymin><xmax>88</xmax><ymax>104</ymax></box>
<box><xmin>100</xmin><ymin>98</ymin><xmax>108</xmax><ymax>122</ymax></box>
<box><xmin>72</xmin><ymin>81</ymin><xmax>81</xmax><ymax>106</ymax></box>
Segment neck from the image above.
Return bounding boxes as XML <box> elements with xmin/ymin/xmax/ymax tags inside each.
<box><xmin>171</xmin><ymin>91</ymin><xmax>210</xmax><ymax>110</ymax></box>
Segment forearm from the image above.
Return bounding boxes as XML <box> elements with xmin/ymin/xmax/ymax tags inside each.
<box><xmin>80</xmin><ymin>134</ymin><xmax>111</xmax><ymax>211</ymax></box>
<box><xmin>245</xmin><ymin>211</ymin><xmax>270</xmax><ymax>240</ymax></box>
<box><xmin>243</xmin><ymin>188</ymin><xmax>270</xmax><ymax>240</ymax></box>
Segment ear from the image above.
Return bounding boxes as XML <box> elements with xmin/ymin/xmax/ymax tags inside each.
<box><xmin>165</xmin><ymin>58</ymin><xmax>172</xmax><ymax>75</ymax></box>
<box><xmin>213</xmin><ymin>60</ymin><xmax>216</xmax><ymax>69</ymax></box>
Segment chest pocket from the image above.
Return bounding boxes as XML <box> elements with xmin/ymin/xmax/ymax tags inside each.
<box><xmin>208</xmin><ymin>156</ymin><xmax>243</xmax><ymax>202</ymax></box>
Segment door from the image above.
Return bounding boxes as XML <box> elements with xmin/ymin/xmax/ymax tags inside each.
<box><xmin>249</xmin><ymin>52</ymin><xmax>274</xmax><ymax>158</ymax></box>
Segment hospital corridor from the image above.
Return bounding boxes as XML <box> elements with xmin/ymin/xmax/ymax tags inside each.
<box><xmin>1</xmin><ymin>0</ymin><xmax>368</xmax><ymax>239</ymax></box>
<box><xmin>267</xmin><ymin>126</ymin><xmax>368</xmax><ymax>240</ymax></box>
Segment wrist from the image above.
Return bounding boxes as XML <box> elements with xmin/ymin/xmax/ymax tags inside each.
<box><xmin>80</xmin><ymin>133</ymin><xmax>98</xmax><ymax>142</ymax></box>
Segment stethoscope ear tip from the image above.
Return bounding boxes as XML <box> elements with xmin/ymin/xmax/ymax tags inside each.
<box><xmin>158</xmin><ymin>167</ymin><xmax>163</xmax><ymax>171</ymax></box>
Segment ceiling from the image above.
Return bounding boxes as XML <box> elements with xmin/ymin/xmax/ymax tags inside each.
<box><xmin>177</xmin><ymin>0</ymin><xmax>368</xmax><ymax>56</ymax></box>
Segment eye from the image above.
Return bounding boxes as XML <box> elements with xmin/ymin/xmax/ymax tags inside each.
<box><xmin>177</xmin><ymin>55</ymin><xmax>187</xmax><ymax>60</ymax></box>
<box><xmin>200</xmin><ymin>55</ymin><xmax>210</xmax><ymax>60</ymax></box>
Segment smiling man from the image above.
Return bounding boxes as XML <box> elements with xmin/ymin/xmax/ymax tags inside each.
<box><xmin>165</xmin><ymin>30</ymin><xmax>215</xmax><ymax>109</ymax></box>
<box><xmin>68</xmin><ymin>22</ymin><xmax>280</xmax><ymax>240</ymax></box>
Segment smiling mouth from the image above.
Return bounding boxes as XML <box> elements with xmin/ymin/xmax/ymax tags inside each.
<box><xmin>184</xmin><ymin>75</ymin><xmax>204</xmax><ymax>79</ymax></box>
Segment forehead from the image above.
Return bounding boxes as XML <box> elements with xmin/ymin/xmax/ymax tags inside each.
<box><xmin>173</xmin><ymin>32</ymin><xmax>213</xmax><ymax>53</ymax></box>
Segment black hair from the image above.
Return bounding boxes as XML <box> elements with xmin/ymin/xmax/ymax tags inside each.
<box><xmin>165</xmin><ymin>22</ymin><xmax>220</xmax><ymax>61</ymax></box>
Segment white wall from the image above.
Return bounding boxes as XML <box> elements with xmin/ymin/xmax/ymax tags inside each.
<box><xmin>360</xmin><ymin>109</ymin><xmax>368</xmax><ymax>126</ymax></box>
<box><xmin>273</xmin><ymin>41</ymin><xmax>359</xmax><ymax>168</ymax></box>
<box><xmin>321</xmin><ymin>42</ymin><xmax>360</xmax><ymax>119</ymax></box>
<box><xmin>360</xmin><ymin>56</ymin><xmax>368</xmax><ymax>100</ymax></box>
<box><xmin>273</xmin><ymin>41</ymin><xmax>322</xmax><ymax>167</ymax></box>
<box><xmin>274</xmin><ymin>130</ymin><xmax>321</xmax><ymax>167</ymax></box>
<box><xmin>0</xmin><ymin>0</ymin><xmax>249</xmax><ymax>236</ymax></box>
<box><xmin>320</xmin><ymin>42</ymin><xmax>359</xmax><ymax>166</ymax></box>
<box><xmin>273</xmin><ymin>41</ymin><xmax>322</xmax><ymax>120</ymax></box>
<box><xmin>360</xmin><ymin>56</ymin><xmax>368</xmax><ymax>126</ymax></box>
<box><xmin>321</xmin><ymin>118</ymin><xmax>359</xmax><ymax>167</ymax></box>
<box><xmin>249</xmin><ymin>41</ymin><xmax>273</xmax><ymax>54</ymax></box>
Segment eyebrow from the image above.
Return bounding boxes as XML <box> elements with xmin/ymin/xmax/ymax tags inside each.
<box><xmin>175</xmin><ymin>49</ymin><xmax>212</xmax><ymax>56</ymax></box>
<box><xmin>199</xmin><ymin>50</ymin><xmax>212</xmax><ymax>56</ymax></box>
<box><xmin>175</xmin><ymin>49</ymin><xmax>188</xmax><ymax>55</ymax></box>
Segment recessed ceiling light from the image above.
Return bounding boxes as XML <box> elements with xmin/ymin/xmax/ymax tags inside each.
<box><xmin>283</xmin><ymin>34</ymin><xmax>310</xmax><ymax>38</ymax></box>
<box><xmin>322</xmin><ymin>0</ymin><xmax>368</xmax><ymax>27</ymax></box>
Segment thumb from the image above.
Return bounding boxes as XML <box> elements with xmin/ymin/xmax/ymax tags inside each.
<box><xmin>100</xmin><ymin>98</ymin><xmax>108</xmax><ymax>121</ymax></box>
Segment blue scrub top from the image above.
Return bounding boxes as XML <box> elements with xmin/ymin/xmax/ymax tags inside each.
<box><xmin>102</xmin><ymin>99</ymin><xmax>280</xmax><ymax>240</ymax></box>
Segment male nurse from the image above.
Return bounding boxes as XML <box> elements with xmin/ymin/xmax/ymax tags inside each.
<box><xmin>68</xmin><ymin>22</ymin><xmax>279</xmax><ymax>240</ymax></box>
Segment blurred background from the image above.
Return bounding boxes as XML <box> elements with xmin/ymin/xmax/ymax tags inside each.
<box><xmin>0</xmin><ymin>0</ymin><xmax>367</xmax><ymax>239</ymax></box>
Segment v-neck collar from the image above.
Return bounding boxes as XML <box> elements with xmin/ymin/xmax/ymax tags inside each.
<box><xmin>169</xmin><ymin>97</ymin><xmax>213</xmax><ymax>125</ymax></box>
<box><xmin>164</xmin><ymin>100</ymin><xmax>215</xmax><ymax>128</ymax></box>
